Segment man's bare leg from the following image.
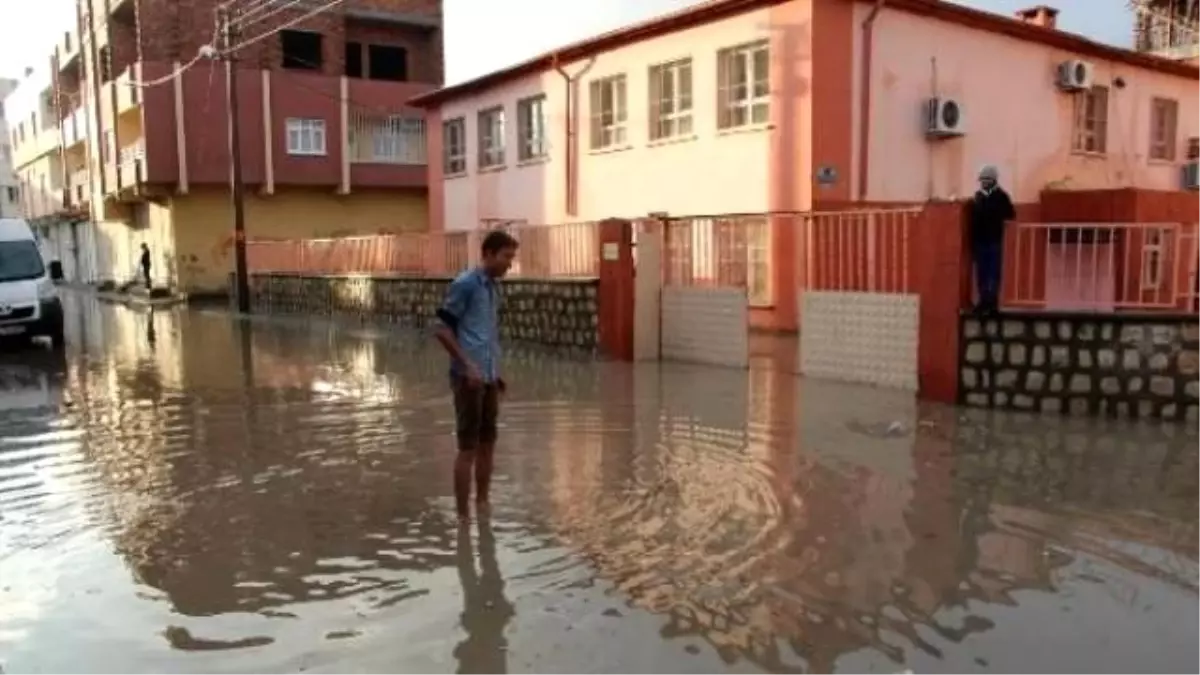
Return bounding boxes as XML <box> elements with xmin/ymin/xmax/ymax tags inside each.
<box><xmin>475</xmin><ymin>442</ymin><xmax>495</xmax><ymax>509</ymax></box>
<box><xmin>454</xmin><ymin>449</ymin><xmax>476</xmax><ymax>522</ymax></box>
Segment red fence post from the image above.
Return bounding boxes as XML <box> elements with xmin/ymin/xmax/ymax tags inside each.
<box><xmin>597</xmin><ymin>218</ymin><xmax>635</xmax><ymax>361</ymax></box>
<box><xmin>913</xmin><ymin>201</ymin><xmax>970</xmax><ymax>404</ymax></box>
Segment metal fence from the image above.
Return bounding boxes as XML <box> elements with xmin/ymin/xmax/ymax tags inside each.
<box><xmin>1004</xmin><ymin>222</ymin><xmax>1200</xmax><ymax>313</ymax></box>
<box><xmin>245</xmin><ymin>221</ymin><xmax>601</xmax><ymax>279</ymax></box>
<box><xmin>660</xmin><ymin>208</ymin><xmax>921</xmax><ymax>306</ymax></box>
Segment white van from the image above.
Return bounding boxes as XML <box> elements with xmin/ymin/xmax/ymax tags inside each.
<box><xmin>0</xmin><ymin>218</ymin><xmax>65</xmax><ymax>350</ymax></box>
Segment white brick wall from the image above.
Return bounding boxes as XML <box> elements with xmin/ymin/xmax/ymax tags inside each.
<box><xmin>662</xmin><ymin>286</ymin><xmax>748</xmax><ymax>369</ymax></box>
<box><xmin>799</xmin><ymin>291</ymin><xmax>919</xmax><ymax>390</ymax></box>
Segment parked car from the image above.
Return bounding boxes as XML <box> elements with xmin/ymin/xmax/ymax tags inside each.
<box><xmin>0</xmin><ymin>218</ymin><xmax>65</xmax><ymax>350</ymax></box>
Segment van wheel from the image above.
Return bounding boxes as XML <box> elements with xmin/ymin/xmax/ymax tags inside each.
<box><xmin>49</xmin><ymin>329</ymin><xmax>66</xmax><ymax>351</ymax></box>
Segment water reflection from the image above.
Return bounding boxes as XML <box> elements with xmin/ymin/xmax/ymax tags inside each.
<box><xmin>0</xmin><ymin>294</ymin><xmax>1195</xmax><ymax>673</ymax></box>
<box><xmin>455</xmin><ymin>517</ymin><xmax>515</xmax><ymax>674</ymax></box>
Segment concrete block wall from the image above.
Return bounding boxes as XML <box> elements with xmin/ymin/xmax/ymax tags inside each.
<box><xmin>245</xmin><ymin>273</ymin><xmax>599</xmax><ymax>353</ymax></box>
<box><xmin>799</xmin><ymin>291</ymin><xmax>920</xmax><ymax>391</ymax></box>
<box><xmin>959</xmin><ymin>313</ymin><xmax>1199</xmax><ymax>420</ymax></box>
<box><xmin>660</xmin><ymin>286</ymin><xmax>748</xmax><ymax>368</ymax></box>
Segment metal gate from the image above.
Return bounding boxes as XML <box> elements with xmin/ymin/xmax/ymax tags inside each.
<box><xmin>796</xmin><ymin>208</ymin><xmax>922</xmax><ymax>390</ymax></box>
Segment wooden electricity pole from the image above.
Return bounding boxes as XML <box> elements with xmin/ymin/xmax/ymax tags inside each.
<box><xmin>218</xmin><ymin>4</ymin><xmax>251</xmax><ymax>313</ymax></box>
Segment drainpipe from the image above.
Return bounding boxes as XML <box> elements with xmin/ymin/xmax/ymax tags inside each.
<box><xmin>552</xmin><ymin>54</ymin><xmax>576</xmax><ymax>216</ymax></box>
<box><xmin>857</xmin><ymin>0</ymin><xmax>886</xmax><ymax>201</ymax></box>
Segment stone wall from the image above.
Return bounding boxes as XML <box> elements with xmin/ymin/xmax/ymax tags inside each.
<box><xmin>242</xmin><ymin>274</ymin><xmax>600</xmax><ymax>353</ymax></box>
<box><xmin>958</xmin><ymin>313</ymin><xmax>1199</xmax><ymax>420</ymax></box>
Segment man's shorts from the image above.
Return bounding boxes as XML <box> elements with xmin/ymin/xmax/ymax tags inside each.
<box><xmin>452</xmin><ymin>378</ymin><xmax>500</xmax><ymax>450</ymax></box>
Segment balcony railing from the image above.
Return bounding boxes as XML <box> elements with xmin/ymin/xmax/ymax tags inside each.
<box><xmin>348</xmin><ymin>113</ymin><xmax>426</xmax><ymax>165</ymax></box>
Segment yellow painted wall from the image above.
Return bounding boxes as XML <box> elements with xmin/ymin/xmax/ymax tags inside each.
<box><xmin>93</xmin><ymin>200</ymin><xmax>175</xmax><ymax>285</ymax></box>
<box><xmin>170</xmin><ymin>186</ymin><xmax>429</xmax><ymax>294</ymax></box>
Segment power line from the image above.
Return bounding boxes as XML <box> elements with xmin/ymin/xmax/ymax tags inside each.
<box><xmin>228</xmin><ymin>0</ymin><xmax>308</xmax><ymax>30</ymax></box>
<box><xmin>220</xmin><ymin>0</ymin><xmax>348</xmax><ymax>57</ymax></box>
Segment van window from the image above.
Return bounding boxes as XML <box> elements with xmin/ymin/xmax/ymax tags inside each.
<box><xmin>0</xmin><ymin>240</ymin><xmax>46</xmax><ymax>282</ymax></box>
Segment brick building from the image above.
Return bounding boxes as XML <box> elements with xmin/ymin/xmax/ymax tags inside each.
<box><xmin>7</xmin><ymin>0</ymin><xmax>442</xmax><ymax>292</ymax></box>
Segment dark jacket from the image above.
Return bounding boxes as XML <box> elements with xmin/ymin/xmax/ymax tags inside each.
<box><xmin>969</xmin><ymin>187</ymin><xmax>1016</xmax><ymax>245</ymax></box>
<box><xmin>140</xmin><ymin>249</ymin><xmax>151</xmax><ymax>271</ymax></box>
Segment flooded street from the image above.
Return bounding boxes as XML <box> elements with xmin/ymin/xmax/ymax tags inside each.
<box><xmin>1</xmin><ymin>293</ymin><xmax>1196</xmax><ymax>673</ymax></box>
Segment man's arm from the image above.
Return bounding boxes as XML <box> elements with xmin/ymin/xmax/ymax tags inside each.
<box><xmin>1001</xmin><ymin>189</ymin><xmax>1017</xmax><ymax>222</ymax></box>
<box><xmin>434</xmin><ymin>278</ymin><xmax>482</xmax><ymax>383</ymax></box>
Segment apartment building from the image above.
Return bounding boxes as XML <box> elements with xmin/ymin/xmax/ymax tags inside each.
<box><xmin>13</xmin><ymin>0</ymin><xmax>442</xmax><ymax>293</ymax></box>
<box><xmin>0</xmin><ymin>78</ymin><xmax>19</xmax><ymax>219</ymax></box>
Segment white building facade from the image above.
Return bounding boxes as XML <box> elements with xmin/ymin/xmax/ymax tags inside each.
<box><xmin>0</xmin><ymin>78</ymin><xmax>19</xmax><ymax>219</ymax></box>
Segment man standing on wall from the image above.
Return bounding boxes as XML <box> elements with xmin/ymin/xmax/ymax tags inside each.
<box><xmin>434</xmin><ymin>230</ymin><xmax>518</xmax><ymax>523</ymax></box>
<box><xmin>970</xmin><ymin>165</ymin><xmax>1016</xmax><ymax>315</ymax></box>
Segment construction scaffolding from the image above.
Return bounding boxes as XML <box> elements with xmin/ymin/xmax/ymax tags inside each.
<box><xmin>1131</xmin><ymin>0</ymin><xmax>1200</xmax><ymax>57</ymax></box>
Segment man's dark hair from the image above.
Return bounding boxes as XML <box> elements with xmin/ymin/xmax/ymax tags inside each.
<box><xmin>481</xmin><ymin>229</ymin><xmax>519</xmax><ymax>255</ymax></box>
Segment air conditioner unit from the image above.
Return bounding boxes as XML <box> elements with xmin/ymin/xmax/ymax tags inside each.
<box><xmin>1183</xmin><ymin>161</ymin><xmax>1199</xmax><ymax>191</ymax></box>
<box><xmin>925</xmin><ymin>97</ymin><xmax>965</xmax><ymax>138</ymax></box>
<box><xmin>1056</xmin><ymin>59</ymin><xmax>1094</xmax><ymax>91</ymax></box>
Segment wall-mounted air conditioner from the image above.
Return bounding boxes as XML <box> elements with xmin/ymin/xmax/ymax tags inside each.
<box><xmin>925</xmin><ymin>97</ymin><xmax>965</xmax><ymax>138</ymax></box>
<box><xmin>1056</xmin><ymin>59</ymin><xmax>1094</xmax><ymax>91</ymax></box>
<box><xmin>1183</xmin><ymin>162</ymin><xmax>1199</xmax><ymax>191</ymax></box>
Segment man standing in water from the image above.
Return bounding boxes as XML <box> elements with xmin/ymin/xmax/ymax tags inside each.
<box><xmin>434</xmin><ymin>230</ymin><xmax>518</xmax><ymax>522</ymax></box>
<box><xmin>969</xmin><ymin>164</ymin><xmax>1016</xmax><ymax>315</ymax></box>
<box><xmin>139</xmin><ymin>242</ymin><xmax>153</xmax><ymax>291</ymax></box>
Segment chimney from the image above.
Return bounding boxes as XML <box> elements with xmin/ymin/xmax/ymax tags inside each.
<box><xmin>1015</xmin><ymin>5</ymin><xmax>1059</xmax><ymax>30</ymax></box>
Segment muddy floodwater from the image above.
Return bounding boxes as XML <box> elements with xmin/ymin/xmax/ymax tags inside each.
<box><xmin>1</xmin><ymin>295</ymin><xmax>1197</xmax><ymax>673</ymax></box>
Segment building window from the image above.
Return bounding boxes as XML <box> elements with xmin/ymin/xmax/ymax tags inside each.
<box><xmin>98</xmin><ymin>46</ymin><xmax>112</xmax><ymax>81</ymax></box>
<box><xmin>443</xmin><ymin>117</ymin><xmax>466</xmax><ymax>175</ymax></box>
<box><xmin>588</xmin><ymin>74</ymin><xmax>627</xmax><ymax>150</ymax></box>
<box><xmin>368</xmin><ymin>45</ymin><xmax>408</xmax><ymax>82</ymax></box>
<box><xmin>1141</xmin><ymin>229</ymin><xmax>1164</xmax><ymax>290</ymax></box>
<box><xmin>286</xmin><ymin>118</ymin><xmax>326</xmax><ymax>156</ymax></box>
<box><xmin>477</xmin><ymin>106</ymin><xmax>506</xmax><ymax>169</ymax></box>
<box><xmin>649</xmin><ymin>58</ymin><xmax>693</xmax><ymax>141</ymax></box>
<box><xmin>345</xmin><ymin>41</ymin><xmax>363</xmax><ymax>78</ymax></box>
<box><xmin>101</xmin><ymin>129</ymin><xmax>114</xmax><ymax>164</ymax></box>
<box><xmin>1149</xmin><ymin>97</ymin><xmax>1178</xmax><ymax>161</ymax></box>
<box><xmin>1072</xmin><ymin>85</ymin><xmax>1108</xmax><ymax>154</ymax></box>
<box><xmin>5</xmin><ymin>186</ymin><xmax>16</xmax><ymax>203</ymax></box>
<box><xmin>281</xmin><ymin>30</ymin><xmax>323</xmax><ymax>71</ymax></box>
<box><xmin>717</xmin><ymin>41</ymin><xmax>769</xmax><ymax>129</ymax></box>
<box><xmin>517</xmin><ymin>94</ymin><xmax>547</xmax><ymax>161</ymax></box>
<box><xmin>350</xmin><ymin>114</ymin><xmax>424</xmax><ymax>164</ymax></box>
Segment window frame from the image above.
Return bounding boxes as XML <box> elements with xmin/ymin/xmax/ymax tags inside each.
<box><xmin>717</xmin><ymin>40</ymin><xmax>770</xmax><ymax>130</ymax></box>
<box><xmin>648</xmin><ymin>58</ymin><xmax>694</xmax><ymax>142</ymax></box>
<box><xmin>1149</xmin><ymin>97</ymin><xmax>1178</xmax><ymax>162</ymax></box>
<box><xmin>477</xmin><ymin>105</ymin><xmax>506</xmax><ymax>170</ymax></box>
<box><xmin>517</xmin><ymin>94</ymin><xmax>548</xmax><ymax>162</ymax></box>
<box><xmin>443</xmin><ymin>117</ymin><xmax>467</xmax><ymax>175</ymax></box>
<box><xmin>1071</xmin><ymin>85</ymin><xmax>1109</xmax><ymax>155</ymax></box>
<box><xmin>588</xmin><ymin>74</ymin><xmax>628</xmax><ymax>150</ymax></box>
<box><xmin>285</xmin><ymin>118</ymin><xmax>327</xmax><ymax>156</ymax></box>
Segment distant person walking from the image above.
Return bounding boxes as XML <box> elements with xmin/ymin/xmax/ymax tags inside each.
<box><xmin>139</xmin><ymin>243</ymin><xmax>152</xmax><ymax>291</ymax></box>
<box><xmin>970</xmin><ymin>165</ymin><xmax>1016</xmax><ymax>315</ymax></box>
<box><xmin>433</xmin><ymin>230</ymin><xmax>519</xmax><ymax>523</ymax></box>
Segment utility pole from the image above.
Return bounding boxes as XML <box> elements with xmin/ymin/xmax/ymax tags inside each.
<box><xmin>219</xmin><ymin>5</ymin><xmax>251</xmax><ymax>313</ymax></box>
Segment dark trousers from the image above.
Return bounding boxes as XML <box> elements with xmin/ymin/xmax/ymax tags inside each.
<box><xmin>142</xmin><ymin>266</ymin><xmax>152</xmax><ymax>290</ymax></box>
<box><xmin>973</xmin><ymin>239</ymin><xmax>1003</xmax><ymax>310</ymax></box>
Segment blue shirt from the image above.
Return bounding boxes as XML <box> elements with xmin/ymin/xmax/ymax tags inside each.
<box><xmin>438</xmin><ymin>267</ymin><xmax>501</xmax><ymax>383</ymax></box>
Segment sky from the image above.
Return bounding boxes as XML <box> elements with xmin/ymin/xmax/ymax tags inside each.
<box><xmin>0</xmin><ymin>0</ymin><xmax>1137</xmax><ymax>85</ymax></box>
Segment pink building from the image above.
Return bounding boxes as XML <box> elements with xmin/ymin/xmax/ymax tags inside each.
<box><xmin>411</xmin><ymin>0</ymin><xmax>1198</xmax><ymax>326</ymax></box>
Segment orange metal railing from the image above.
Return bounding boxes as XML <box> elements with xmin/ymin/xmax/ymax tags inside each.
<box><xmin>1004</xmin><ymin>222</ymin><xmax>1199</xmax><ymax>313</ymax></box>
<box><xmin>660</xmin><ymin>208</ymin><xmax>921</xmax><ymax>305</ymax></box>
<box><xmin>245</xmin><ymin>221</ymin><xmax>601</xmax><ymax>279</ymax></box>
